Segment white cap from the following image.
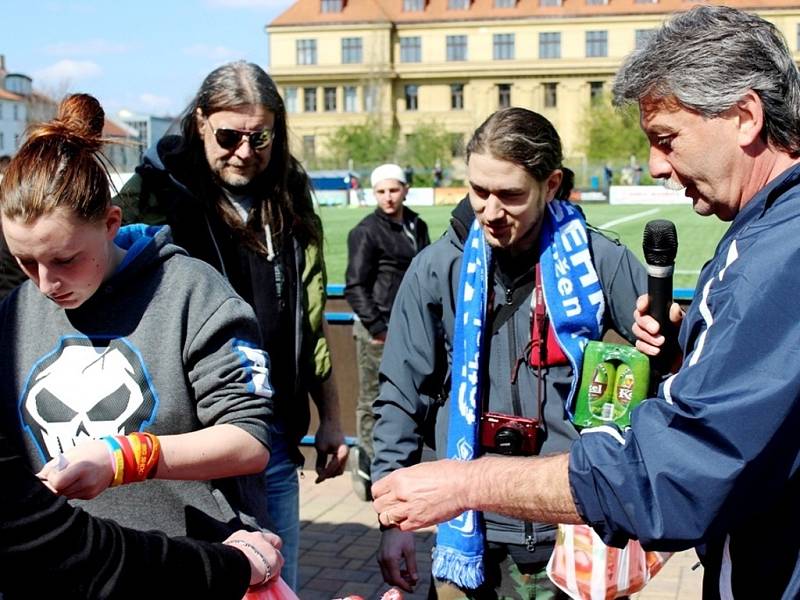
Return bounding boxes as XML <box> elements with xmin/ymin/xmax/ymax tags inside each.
<box><xmin>370</xmin><ymin>163</ymin><xmax>406</xmax><ymax>188</ymax></box>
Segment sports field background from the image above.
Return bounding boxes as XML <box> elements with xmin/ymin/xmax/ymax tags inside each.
<box><xmin>320</xmin><ymin>203</ymin><xmax>729</xmax><ymax>291</ymax></box>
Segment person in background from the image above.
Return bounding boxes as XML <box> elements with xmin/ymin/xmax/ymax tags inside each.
<box><xmin>115</xmin><ymin>60</ymin><xmax>348</xmax><ymax>590</ymax></box>
<box><xmin>371</xmin><ymin>108</ymin><xmax>645</xmax><ymax>597</ymax></box>
<box><xmin>404</xmin><ymin>164</ymin><xmax>415</xmax><ymax>187</ymax></box>
<box><xmin>373</xmin><ymin>6</ymin><xmax>800</xmax><ymax>597</ymax></box>
<box><xmin>433</xmin><ymin>160</ymin><xmax>443</xmax><ymax>188</ymax></box>
<box><xmin>344</xmin><ymin>163</ymin><xmax>430</xmax><ymax>500</ymax></box>
<box><xmin>0</xmin><ymin>156</ymin><xmax>26</xmax><ymax>300</ymax></box>
<box><xmin>0</xmin><ymin>93</ymin><xmax>281</xmax><ymax>587</ymax></box>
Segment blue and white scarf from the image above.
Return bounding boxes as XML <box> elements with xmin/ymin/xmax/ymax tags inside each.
<box><xmin>432</xmin><ymin>200</ymin><xmax>605</xmax><ymax>589</ymax></box>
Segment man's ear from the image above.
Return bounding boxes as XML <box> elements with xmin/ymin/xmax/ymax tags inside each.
<box><xmin>735</xmin><ymin>90</ymin><xmax>765</xmax><ymax>149</ymax></box>
<box><xmin>196</xmin><ymin>108</ymin><xmax>207</xmax><ymax>139</ymax></box>
<box><xmin>545</xmin><ymin>169</ymin><xmax>563</xmax><ymax>201</ymax></box>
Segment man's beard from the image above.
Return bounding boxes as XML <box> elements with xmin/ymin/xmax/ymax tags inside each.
<box><xmin>214</xmin><ymin>168</ymin><xmax>260</xmax><ymax>194</ymax></box>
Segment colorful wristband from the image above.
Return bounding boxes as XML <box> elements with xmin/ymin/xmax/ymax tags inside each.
<box><xmin>101</xmin><ymin>432</ymin><xmax>161</xmax><ymax>487</ymax></box>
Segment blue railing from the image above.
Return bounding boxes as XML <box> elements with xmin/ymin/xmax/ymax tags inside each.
<box><xmin>324</xmin><ymin>284</ymin><xmax>695</xmax><ymax>325</ymax></box>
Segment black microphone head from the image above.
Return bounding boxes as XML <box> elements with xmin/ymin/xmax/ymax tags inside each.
<box><xmin>643</xmin><ymin>219</ymin><xmax>678</xmax><ymax>267</ymax></box>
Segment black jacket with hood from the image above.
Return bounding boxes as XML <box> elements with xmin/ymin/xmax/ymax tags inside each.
<box><xmin>116</xmin><ymin>135</ymin><xmax>331</xmax><ymax>464</ymax></box>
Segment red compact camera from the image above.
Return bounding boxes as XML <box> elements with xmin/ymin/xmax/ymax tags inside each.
<box><xmin>480</xmin><ymin>412</ymin><xmax>540</xmax><ymax>456</ymax></box>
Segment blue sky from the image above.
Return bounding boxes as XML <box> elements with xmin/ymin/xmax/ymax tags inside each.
<box><xmin>3</xmin><ymin>0</ymin><xmax>295</xmax><ymax>118</ymax></box>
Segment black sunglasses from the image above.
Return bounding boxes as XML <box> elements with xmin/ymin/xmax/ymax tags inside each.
<box><xmin>209</xmin><ymin>123</ymin><xmax>274</xmax><ymax>151</ymax></box>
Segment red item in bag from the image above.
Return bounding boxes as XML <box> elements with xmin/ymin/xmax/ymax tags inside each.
<box><xmin>243</xmin><ymin>577</ymin><xmax>299</xmax><ymax>600</ymax></box>
<box><xmin>546</xmin><ymin>523</ymin><xmax>672</xmax><ymax>600</ymax></box>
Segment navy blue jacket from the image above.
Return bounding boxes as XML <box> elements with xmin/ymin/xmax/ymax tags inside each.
<box><xmin>570</xmin><ymin>163</ymin><xmax>800</xmax><ymax>599</ymax></box>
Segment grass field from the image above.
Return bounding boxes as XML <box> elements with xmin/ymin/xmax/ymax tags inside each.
<box><xmin>320</xmin><ymin>203</ymin><xmax>729</xmax><ymax>291</ymax></box>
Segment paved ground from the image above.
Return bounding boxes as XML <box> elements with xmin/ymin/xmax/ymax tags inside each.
<box><xmin>296</xmin><ymin>470</ymin><xmax>703</xmax><ymax>600</ymax></box>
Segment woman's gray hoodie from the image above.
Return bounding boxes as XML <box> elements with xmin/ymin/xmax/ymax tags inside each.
<box><xmin>0</xmin><ymin>225</ymin><xmax>273</xmax><ymax>540</ymax></box>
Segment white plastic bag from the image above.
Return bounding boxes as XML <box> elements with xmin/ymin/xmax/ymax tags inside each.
<box><xmin>546</xmin><ymin>523</ymin><xmax>672</xmax><ymax>600</ymax></box>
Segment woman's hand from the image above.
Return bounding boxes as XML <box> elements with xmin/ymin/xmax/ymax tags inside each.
<box><xmin>37</xmin><ymin>439</ymin><xmax>114</xmax><ymax>499</ymax></box>
<box><xmin>223</xmin><ymin>530</ymin><xmax>284</xmax><ymax>587</ymax></box>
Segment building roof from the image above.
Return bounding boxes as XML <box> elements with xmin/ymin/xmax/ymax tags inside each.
<box><xmin>0</xmin><ymin>88</ymin><xmax>24</xmax><ymax>102</ymax></box>
<box><xmin>270</xmin><ymin>0</ymin><xmax>800</xmax><ymax>27</ymax></box>
<box><xmin>272</xmin><ymin>0</ymin><xmax>392</xmax><ymax>26</ymax></box>
<box><xmin>103</xmin><ymin>117</ymin><xmax>139</xmax><ymax>139</ymax></box>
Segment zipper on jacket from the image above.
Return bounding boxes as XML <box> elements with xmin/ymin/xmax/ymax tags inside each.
<box><xmin>525</xmin><ymin>521</ymin><xmax>536</xmax><ymax>552</ymax></box>
<box><xmin>506</xmin><ymin>280</ymin><xmax>536</xmax><ymax>552</ymax></box>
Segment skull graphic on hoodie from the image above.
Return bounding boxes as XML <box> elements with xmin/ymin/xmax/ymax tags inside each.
<box><xmin>19</xmin><ymin>336</ymin><xmax>158</xmax><ymax>463</ymax></box>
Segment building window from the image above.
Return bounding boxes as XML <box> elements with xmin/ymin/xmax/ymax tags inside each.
<box><xmin>446</xmin><ymin>35</ymin><xmax>468</xmax><ymax>61</ymax></box>
<box><xmin>451</xmin><ymin>83</ymin><xmax>464</xmax><ymax>110</ymax></box>
<box><xmin>586</xmin><ymin>31</ymin><xmax>608</xmax><ymax>57</ymax></box>
<box><xmin>493</xmin><ymin>34</ymin><xmax>515</xmax><ymax>60</ymax></box>
<box><xmin>400</xmin><ymin>37</ymin><xmax>422</xmax><ymax>62</ymax></box>
<box><xmin>342</xmin><ymin>37</ymin><xmax>362</xmax><ymax>64</ymax></box>
<box><xmin>297</xmin><ymin>39</ymin><xmax>317</xmax><ymax>65</ymax></box>
<box><xmin>448</xmin><ymin>0</ymin><xmax>469</xmax><ymax>9</ymax></box>
<box><xmin>543</xmin><ymin>82</ymin><xmax>557</xmax><ymax>108</ymax></box>
<box><xmin>363</xmin><ymin>85</ymin><xmax>378</xmax><ymax>112</ymax></box>
<box><xmin>403</xmin><ymin>0</ymin><xmax>425</xmax><ymax>10</ymax></box>
<box><xmin>0</xmin><ymin>132</ymin><xmax>4</xmax><ymax>150</ymax></box>
<box><xmin>590</xmin><ymin>81</ymin><xmax>604</xmax><ymax>103</ymax></box>
<box><xmin>324</xmin><ymin>87</ymin><xmax>337</xmax><ymax>112</ymax></box>
<box><xmin>0</xmin><ymin>104</ymin><xmax>3</xmax><ymax>119</ymax></box>
<box><xmin>304</xmin><ymin>87</ymin><xmax>317</xmax><ymax>112</ymax></box>
<box><xmin>285</xmin><ymin>87</ymin><xmax>298</xmax><ymax>113</ymax></box>
<box><xmin>498</xmin><ymin>83</ymin><xmax>511</xmax><ymax>108</ymax></box>
<box><xmin>494</xmin><ymin>0</ymin><xmax>515</xmax><ymax>6</ymax></box>
<box><xmin>635</xmin><ymin>29</ymin><xmax>655</xmax><ymax>49</ymax></box>
<box><xmin>539</xmin><ymin>32</ymin><xmax>561</xmax><ymax>59</ymax></box>
<box><xmin>405</xmin><ymin>84</ymin><xmax>419</xmax><ymax>111</ymax></box>
<box><xmin>797</xmin><ymin>23</ymin><xmax>799</xmax><ymax>50</ymax></box>
<box><xmin>586</xmin><ymin>0</ymin><xmax>607</xmax><ymax>4</ymax></box>
<box><xmin>539</xmin><ymin>0</ymin><xmax>561</xmax><ymax>5</ymax></box>
<box><xmin>303</xmin><ymin>135</ymin><xmax>316</xmax><ymax>161</ymax></box>
<box><xmin>13</xmin><ymin>105</ymin><xmax>19</xmax><ymax>120</ymax></box>
<box><xmin>634</xmin><ymin>0</ymin><xmax>658</xmax><ymax>3</ymax></box>
<box><xmin>344</xmin><ymin>86</ymin><xmax>357</xmax><ymax>112</ymax></box>
<box><xmin>321</xmin><ymin>0</ymin><xmax>343</xmax><ymax>12</ymax></box>
<box><xmin>14</xmin><ymin>134</ymin><xmax>20</xmax><ymax>149</ymax></box>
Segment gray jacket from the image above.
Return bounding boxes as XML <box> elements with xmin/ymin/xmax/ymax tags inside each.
<box><xmin>0</xmin><ymin>225</ymin><xmax>273</xmax><ymax>540</ymax></box>
<box><xmin>373</xmin><ymin>201</ymin><xmax>646</xmax><ymax>548</ymax></box>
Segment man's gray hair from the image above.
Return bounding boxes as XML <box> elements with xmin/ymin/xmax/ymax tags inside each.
<box><xmin>613</xmin><ymin>5</ymin><xmax>800</xmax><ymax>156</ymax></box>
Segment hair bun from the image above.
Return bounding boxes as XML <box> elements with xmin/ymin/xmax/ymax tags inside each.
<box><xmin>55</xmin><ymin>93</ymin><xmax>105</xmax><ymax>139</ymax></box>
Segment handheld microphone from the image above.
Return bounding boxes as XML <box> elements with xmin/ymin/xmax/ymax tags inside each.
<box><xmin>643</xmin><ymin>220</ymin><xmax>678</xmax><ymax>372</ymax></box>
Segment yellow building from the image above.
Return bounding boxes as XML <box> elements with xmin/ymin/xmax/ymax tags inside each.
<box><xmin>267</xmin><ymin>0</ymin><xmax>800</xmax><ymax>171</ymax></box>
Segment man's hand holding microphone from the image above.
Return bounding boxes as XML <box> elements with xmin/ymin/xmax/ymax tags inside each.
<box><xmin>634</xmin><ymin>219</ymin><xmax>684</xmax><ymax>373</ymax></box>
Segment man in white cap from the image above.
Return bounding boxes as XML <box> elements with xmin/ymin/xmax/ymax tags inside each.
<box><xmin>344</xmin><ymin>163</ymin><xmax>431</xmax><ymax>500</ymax></box>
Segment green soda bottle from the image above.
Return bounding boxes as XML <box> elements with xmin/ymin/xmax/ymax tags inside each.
<box><xmin>613</xmin><ymin>364</ymin><xmax>636</xmax><ymax>421</ymax></box>
<box><xmin>588</xmin><ymin>361</ymin><xmax>616</xmax><ymax>422</ymax></box>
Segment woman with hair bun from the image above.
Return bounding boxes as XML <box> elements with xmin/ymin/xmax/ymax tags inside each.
<box><xmin>0</xmin><ymin>93</ymin><xmax>283</xmax><ymax>593</ymax></box>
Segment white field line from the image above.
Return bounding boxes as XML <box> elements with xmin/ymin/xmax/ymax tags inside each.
<box><xmin>598</xmin><ymin>208</ymin><xmax>661</xmax><ymax>229</ymax></box>
<box><xmin>676</xmin><ymin>269</ymin><xmax>701</xmax><ymax>274</ymax></box>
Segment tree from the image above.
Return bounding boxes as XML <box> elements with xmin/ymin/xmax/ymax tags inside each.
<box><xmin>401</xmin><ymin>120</ymin><xmax>452</xmax><ymax>172</ymax></box>
<box><xmin>581</xmin><ymin>96</ymin><xmax>650</xmax><ymax>165</ymax></box>
<box><xmin>326</xmin><ymin>119</ymin><xmax>396</xmax><ymax>168</ymax></box>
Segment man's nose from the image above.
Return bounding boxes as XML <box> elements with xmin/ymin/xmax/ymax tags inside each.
<box><xmin>484</xmin><ymin>195</ymin><xmax>505</xmax><ymax>221</ymax></box>
<box><xmin>648</xmin><ymin>146</ymin><xmax>672</xmax><ymax>180</ymax></box>
<box><xmin>234</xmin><ymin>139</ymin><xmax>255</xmax><ymax>160</ymax></box>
